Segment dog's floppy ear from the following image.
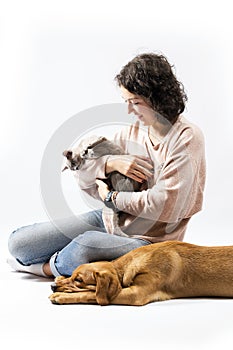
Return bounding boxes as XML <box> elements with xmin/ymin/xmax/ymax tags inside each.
<box><xmin>94</xmin><ymin>270</ymin><xmax>121</xmax><ymax>306</ymax></box>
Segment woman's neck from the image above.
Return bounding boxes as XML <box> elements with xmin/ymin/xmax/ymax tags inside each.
<box><xmin>149</xmin><ymin>119</ymin><xmax>172</xmax><ymax>145</ymax></box>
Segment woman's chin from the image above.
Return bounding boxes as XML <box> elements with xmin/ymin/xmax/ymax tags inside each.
<box><xmin>139</xmin><ymin>120</ymin><xmax>148</xmax><ymax>126</ymax></box>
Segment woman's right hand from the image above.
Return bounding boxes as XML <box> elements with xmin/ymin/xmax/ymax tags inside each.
<box><xmin>105</xmin><ymin>155</ymin><xmax>154</xmax><ymax>183</ymax></box>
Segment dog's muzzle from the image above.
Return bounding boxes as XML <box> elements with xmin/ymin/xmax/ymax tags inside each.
<box><xmin>51</xmin><ymin>282</ymin><xmax>57</xmax><ymax>292</ymax></box>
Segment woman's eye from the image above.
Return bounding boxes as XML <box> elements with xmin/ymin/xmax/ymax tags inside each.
<box><xmin>76</xmin><ymin>277</ymin><xmax>83</xmax><ymax>283</ymax></box>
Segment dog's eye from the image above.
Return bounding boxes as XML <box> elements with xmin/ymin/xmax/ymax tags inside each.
<box><xmin>76</xmin><ymin>277</ymin><xmax>83</xmax><ymax>283</ymax></box>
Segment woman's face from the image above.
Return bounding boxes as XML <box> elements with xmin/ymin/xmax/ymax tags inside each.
<box><xmin>120</xmin><ymin>85</ymin><xmax>156</xmax><ymax>126</ymax></box>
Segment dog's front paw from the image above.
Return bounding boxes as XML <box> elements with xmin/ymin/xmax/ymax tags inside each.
<box><xmin>49</xmin><ymin>292</ymin><xmax>70</xmax><ymax>305</ymax></box>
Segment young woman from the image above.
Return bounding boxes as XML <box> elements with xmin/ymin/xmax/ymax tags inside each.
<box><xmin>7</xmin><ymin>53</ymin><xmax>206</xmax><ymax>277</ymax></box>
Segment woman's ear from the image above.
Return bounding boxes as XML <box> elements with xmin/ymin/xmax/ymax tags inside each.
<box><xmin>94</xmin><ymin>270</ymin><xmax>121</xmax><ymax>305</ymax></box>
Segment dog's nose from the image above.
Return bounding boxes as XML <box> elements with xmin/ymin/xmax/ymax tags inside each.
<box><xmin>51</xmin><ymin>282</ymin><xmax>57</xmax><ymax>292</ymax></box>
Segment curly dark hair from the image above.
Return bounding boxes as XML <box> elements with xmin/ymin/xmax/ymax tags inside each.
<box><xmin>115</xmin><ymin>53</ymin><xmax>187</xmax><ymax>123</ymax></box>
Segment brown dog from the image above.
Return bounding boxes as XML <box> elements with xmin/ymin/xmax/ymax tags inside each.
<box><xmin>49</xmin><ymin>241</ymin><xmax>233</xmax><ymax>306</ymax></box>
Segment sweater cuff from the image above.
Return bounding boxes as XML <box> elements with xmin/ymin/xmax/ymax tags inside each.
<box><xmin>115</xmin><ymin>191</ymin><xmax>136</xmax><ymax>213</ymax></box>
<box><xmin>76</xmin><ymin>155</ymin><xmax>111</xmax><ymax>190</ymax></box>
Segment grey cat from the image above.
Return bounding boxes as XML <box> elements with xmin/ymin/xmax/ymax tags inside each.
<box><xmin>62</xmin><ymin>135</ymin><xmax>141</xmax><ymax>192</ymax></box>
<box><xmin>62</xmin><ymin>135</ymin><xmax>142</xmax><ymax>237</ymax></box>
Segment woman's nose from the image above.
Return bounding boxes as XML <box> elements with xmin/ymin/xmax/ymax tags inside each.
<box><xmin>127</xmin><ymin>103</ymin><xmax>134</xmax><ymax>114</ymax></box>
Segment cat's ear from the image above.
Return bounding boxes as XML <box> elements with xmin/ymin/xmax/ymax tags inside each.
<box><xmin>99</xmin><ymin>136</ymin><xmax>107</xmax><ymax>142</ymax></box>
<box><xmin>63</xmin><ymin>150</ymin><xmax>73</xmax><ymax>160</ymax></box>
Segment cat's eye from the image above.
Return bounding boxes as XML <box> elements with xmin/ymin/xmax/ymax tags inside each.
<box><xmin>81</xmin><ymin>149</ymin><xmax>88</xmax><ymax>158</ymax></box>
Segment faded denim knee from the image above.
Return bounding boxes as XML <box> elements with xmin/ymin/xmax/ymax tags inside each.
<box><xmin>49</xmin><ymin>230</ymin><xmax>149</xmax><ymax>277</ymax></box>
<box><xmin>49</xmin><ymin>231</ymin><xmax>104</xmax><ymax>276</ymax></box>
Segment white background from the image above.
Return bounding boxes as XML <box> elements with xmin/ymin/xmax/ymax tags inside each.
<box><xmin>0</xmin><ymin>1</ymin><xmax>233</xmax><ymax>349</ymax></box>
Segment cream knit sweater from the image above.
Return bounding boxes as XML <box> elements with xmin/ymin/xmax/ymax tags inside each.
<box><xmin>74</xmin><ymin>116</ymin><xmax>206</xmax><ymax>243</ymax></box>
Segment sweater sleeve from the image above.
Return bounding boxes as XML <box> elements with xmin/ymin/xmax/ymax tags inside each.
<box><xmin>72</xmin><ymin>155</ymin><xmax>110</xmax><ymax>200</ymax></box>
<box><xmin>115</xmin><ymin>127</ymin><xmax>205</xmax><ymax>223</ymax></box>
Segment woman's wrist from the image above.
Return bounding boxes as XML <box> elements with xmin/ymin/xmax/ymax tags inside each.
<box><xmin>104</xmin><ymin>190</ymin><xmax>119</xmax><ymax>211</ymax></box>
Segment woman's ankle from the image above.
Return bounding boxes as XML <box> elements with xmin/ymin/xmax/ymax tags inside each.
<box><xmin>43</xmin><ymin>262</ymin><xmax>54</xmax><ymax>277</ymax></box>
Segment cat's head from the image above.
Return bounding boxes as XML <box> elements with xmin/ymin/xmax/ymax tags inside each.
<box><xmin>62</xmin><ymin>150</ymin><xmax>84</xmax><ymax>171</ymax></box>
<box><xmin>62</xmin><ymin>135</ymin><xmax>107</xmax><ymax>171</ymax></box>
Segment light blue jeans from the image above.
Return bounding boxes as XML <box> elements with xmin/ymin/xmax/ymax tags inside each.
<box><xmin>8</xmin><ymin>210</ymin><xmax>150</xmax><ymax>276</ymax></box>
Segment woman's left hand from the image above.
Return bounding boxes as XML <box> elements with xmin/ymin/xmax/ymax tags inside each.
<box><xmin>95</xmin><ymin>179</ymin><xmax>110</xmax><ymax>201</ymax></box>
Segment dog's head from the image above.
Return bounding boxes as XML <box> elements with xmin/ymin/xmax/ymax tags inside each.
<box><xmin>62</xmin><ymin>135</ymin><xmax>107</xmax><ymax>172</ymax></box>
<box><xmin>51</xmin><ymin>261</ymin><xmax>122</xmax><ymax>305</ymax></box>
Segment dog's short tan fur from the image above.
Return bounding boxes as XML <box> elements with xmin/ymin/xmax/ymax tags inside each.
<box><xmin>49</xmin><ymin>241</ymin><xmax>233</xmax><ymax>306</ymax></box>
